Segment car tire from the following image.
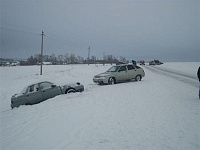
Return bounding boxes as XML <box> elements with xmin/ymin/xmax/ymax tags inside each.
<box><xmin>66</xmin><ymin>88</ymin><xmax>76</xmax><ymax>94</ymax></box>
<box><xmin>135</xmin><ymin>75</ymin><xmax>141</xmax><ymax>81</ymax></box>
<box><xmin>108</xmin><ymin>77</ymin><xmax>115</xmax><ymax>85</ymax></box>
<box><xmin>25</xmin><ymin>103</ymin><xmax>31</xmax><ymax>105</ymax></box>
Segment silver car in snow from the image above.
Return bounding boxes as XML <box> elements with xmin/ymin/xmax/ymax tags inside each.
<box><xmin>11</xmin><ymin>81</ymin><xmax>84</xmax><ymax>108</ymax></box>
<box><xmin>93</xmin><ymin>64</ymin><xmax>145</xmax><ymax>85</ymax></box>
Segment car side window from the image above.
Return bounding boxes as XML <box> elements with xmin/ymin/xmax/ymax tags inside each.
<box><xmin>28</xmin><ymin>85</ymin><xmax>34</xmax><ymax>93</ymax></box>
<box><xmin>40</xmin><ymin>82</ymin><xmax>52</xmax><ymax>89</ymax></box>
<box><xmin>35</xmin><ymin>84</ymin><xmax>39</xmax><ymax>91</ymax></box>
<box><xmin>118</xmin><ymin>66</ymin><xmax>127</xmax><ymax>72</ymax></box>
<box><xmin>28</xmin><ymin>85</ymin><xmax>38</xmax><ymax>93</ymax></box>
<box><xmin>127</xmin><ymin>65</ymin><xmax>135</xmax><ymax>70</ymax></box>
<box><xmin>135</xmin><ymin>66</ymin><xmax>140</xmax><ymax>69</ymax></box>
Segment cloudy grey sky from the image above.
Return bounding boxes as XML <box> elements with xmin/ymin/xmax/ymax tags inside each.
<box><xmin>1</xmin><ymin>0</ymin><xmax>199</xmax><ymax>61</ymax></box>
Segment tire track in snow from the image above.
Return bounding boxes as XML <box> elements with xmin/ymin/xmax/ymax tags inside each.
<box><xmin>144</xmin><ymin>66</ymin><xmax>198</xmax><ymax>88</ymax></box>
<box><xmin>153</xmin><ymin>66</ymin><xmax>196</xmax><ymax>80</ymax></box>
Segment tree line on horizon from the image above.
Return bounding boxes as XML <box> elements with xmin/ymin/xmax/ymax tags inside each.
<box><xmin>21</xmin><ymin>53</ymin><xmax>127</xmax><ymax>66</ymax></box>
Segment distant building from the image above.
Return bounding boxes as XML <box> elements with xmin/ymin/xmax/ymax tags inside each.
<box><xmin>43</xmin><ymin>62</ymin><xmax>52</xmax><ymax>65</ymax></box>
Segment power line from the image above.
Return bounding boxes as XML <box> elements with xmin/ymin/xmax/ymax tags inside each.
<box><xmin>45</xmin><ymin>34</ymin><xmax>86</xmax><ymax>49</ymax></box>
<box><xmin>0</xmin><ymin>26</ymin><xmax>40</xmax><ymax>36</ymax></box>
<box><xmin>1</xmin><ymin>26</ymin><xmax>86</xmax><ymax>51</ymax></box>
<box><xmin>1</xmin><ymin>23</ymin><xmax>91</xmax><ymax>56</ymax></box>
<box><xmin>1</xmin><ymin>23</ymin><xmax>86</xmax><ymax>46</ymax></box>
<box><xmin>1</xmin><ymin>24</ymin><xmax>87</xmax><ymax>49</ymax></box>
<box><xmin>1</xmin><ymin>22</ymin><xmax>41</xmax><ymax>31</ymax></box>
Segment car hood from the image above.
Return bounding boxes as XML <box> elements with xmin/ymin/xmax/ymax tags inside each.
<box><xmin>95</xmin><ymin>72</ymin><xmax>111</xmax><ymax>77</ymax></box>
<box><xmin>12</xmin><ymin>93</ymin><xmax>22</xmax><ymax>98</ymax></box>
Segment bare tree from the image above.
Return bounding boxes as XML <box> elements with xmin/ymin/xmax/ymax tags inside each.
<box><xmin>77</xmin><ymin>56</ymin><xmax>84</xmax><ymax>64</ymax></box>
<box><xmin>120</xmin><ymin>56</ymin><xmax>126</xmax><ymax>62</ymax></box>
<box><xmin>27</xmin><ymin>56</ymin><xmax>37</xmax><ymax>65</ymax></box>
<box><xmin>50</xmin><ymin>53</ymin><xmax>57</xmax><ymax>65</ymax></box>
<box><xmin>43</xmin><ymin>55</ymin><xmax>50</xmax><ymax>62</ymax></box>
<box><xmin>64</xmin><ymin>53</ymin><xmax>69</xmax><ymax>64</ymax></box>
<box><xmin>70</xmin><ymin>54</ymin><xmax>76</xmax><ymax>64</ymax></box>
<box><xmin>58</xmin><ymin>55</ymin><xmax>64</xmax><ymax>65</ymax></box>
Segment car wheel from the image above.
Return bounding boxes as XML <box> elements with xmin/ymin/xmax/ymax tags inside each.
<box><xmin>135</xmin><ymin>75</ymin><xmax>141</xmax><ymax>81</ymax></box>
<box><xmin>108</xmin><ymin>77</ymin><xmax>115</xmax><ymax>85</ymax></box>
<box><xmin>25</xmin><ymin>103</ymin><xmax>31</xmax><ymax>105</ymax></box>
<box><xmin>66</xmin><ymin>88</ymin><xmax>76</xmax><ymax>94</ymax></box>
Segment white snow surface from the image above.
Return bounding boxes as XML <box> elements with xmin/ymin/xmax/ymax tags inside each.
<box><xmin>0</xmin><ymin>62</ymin><xmax>200</xmax><ymax>150</ymax></box>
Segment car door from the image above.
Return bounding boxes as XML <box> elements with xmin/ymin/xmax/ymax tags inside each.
<box><xmin>116</xmin><ymin>65</ymin><xmax>128</xmax><ymax>81</ymax></box>
<box><xmin>127</xmin><ymin>65</ymin><xmax>137</xmax><ymax>79</ymax></box>
<box><xmin>39</xmin><ymin>82</ymin><xmax>61</xmax><ymax>100</ymax></box>
<box><xmin>26</xmin><ymin>84</ymin><xmax>43</xmax><ymax>104</ymax></box>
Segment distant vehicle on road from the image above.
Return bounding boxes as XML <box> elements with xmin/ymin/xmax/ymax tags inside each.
<box><xmin>11</xmin><ymin>81</ymin><xmax>84</xmax><ymax>108</ymax></box>
<box><xmin>149</xmin><ymin>60</ymin><xmax>163</xmax><ymax>65</ymax></box>
<box><xmin>149</xmin><ymin>61</ymin><xmax>156</xmax><ymax>65</ymax></box>
<box><xmin>93</xmin><ymin>64</ymin><xmax>145</xmax><ymax>85</ymax></box>
<box><xmin>154</xmin><ymin>60</ymin><xmax>163</xmax><ymax>65</ymax></box>
<box><xmin>139</xmin><ymin>60</ymin><xmax>145</xmax><ymax>65</ymax></box>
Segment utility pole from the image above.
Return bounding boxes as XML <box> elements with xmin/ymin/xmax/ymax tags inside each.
<box><xmin>88</xmin><ymin>46</ymin><xmax>90</xmax><ymax>65</ymax></box>
<box><xmin>40</xmin><ymin>31</ymin><xmax>44</xmax><ymax>75</ymax></box>
<box><xmin>103</xmin><ymin>52</ymin><xmax>105</xmax><ymax>66</ymax></box>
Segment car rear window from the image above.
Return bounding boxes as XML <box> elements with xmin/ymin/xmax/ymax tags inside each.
<box><xmin>40</xmin><ymin>82</ymin><xmax>52</xmax><ymax>89</ymax></box>
<box><xmin>127</xmin><ymin>65</ymin><xmax>135</xmax><ymax>70</ymax></box>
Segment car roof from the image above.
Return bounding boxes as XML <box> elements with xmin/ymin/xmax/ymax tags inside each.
<box><xmin>26</xmin><ymin>81</ymin><xmax>53</xmax><ymax>87</ymax></box>
<box><xmin>115</xmin><ymin>63</ymin><xmax>134</xmax><ymax>67</ymax></box>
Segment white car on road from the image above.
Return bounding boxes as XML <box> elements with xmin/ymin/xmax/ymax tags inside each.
<box><xmin>93</xmin><ymin>64</ymin><xmax>145</xmax><ymax>85</ymax></box>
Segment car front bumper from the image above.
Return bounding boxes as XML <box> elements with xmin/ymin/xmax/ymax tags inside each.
<box><xmin>77</xmin><ymin>85</ymin><xmax>84</xmax><ymax>92</ymax></box>
<box><xmin>93</xmin><ymin>77</ymin><xmax>109</xmax><ymax>84</ymax></box>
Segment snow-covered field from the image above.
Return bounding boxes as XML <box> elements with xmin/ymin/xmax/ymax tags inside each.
<box><xmin>0</xmin><ymin>62</ymin><xmax>200</xmax><ymax>150</ymax></box>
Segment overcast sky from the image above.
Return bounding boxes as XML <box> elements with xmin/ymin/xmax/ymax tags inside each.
<box><xmin>1</xmin><ymin>0</ymin><xmax>199</xmax><ymax>61</ymax></box>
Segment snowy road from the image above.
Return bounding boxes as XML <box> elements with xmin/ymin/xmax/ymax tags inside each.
<box><xmin>144</xmin><ymin>65</ymin><xmax>198</xmax><ymax>88</ymax></box>
<box><xmin>0</xmin><ymin>63</ymin><xmax>200</xmax><ymax>150</ymax></box>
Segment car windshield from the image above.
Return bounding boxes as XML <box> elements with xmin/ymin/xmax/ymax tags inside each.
<box><xmin>20</xmin><ymin>86</ymin><xmax>28</xmax><ymax>94</ymax></box>
<box><xmin>107</xmin><ymin>66</ymin><xmax>120</xmax><ymax>72</ymax></box>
